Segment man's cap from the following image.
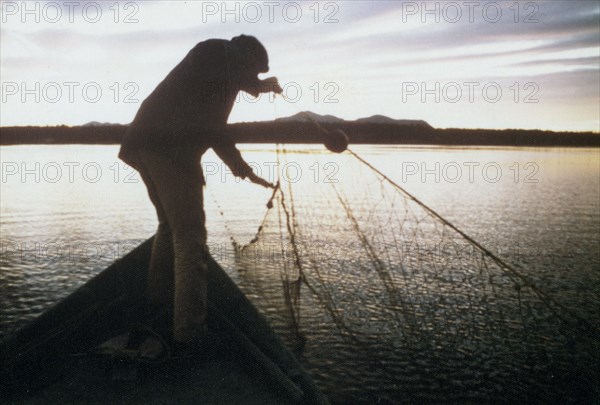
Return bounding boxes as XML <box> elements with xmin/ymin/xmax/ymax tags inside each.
<box><xmin>231</xmin><ymin>35</ymin><xmax>269</xmax><ymax>73</ymax></box>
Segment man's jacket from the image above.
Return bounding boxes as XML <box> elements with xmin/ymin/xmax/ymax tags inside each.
<box><xmin>120</xmin><ymin>38</ymin><xmax>256</xmax><ymax>178</ymax></box>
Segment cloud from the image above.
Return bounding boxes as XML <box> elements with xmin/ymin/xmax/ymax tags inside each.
<box><xmin>508</xmin><ymin>56</ymin><xmax>599</xmax><ymax>68</ymax></box>
<box><xmin>323</xmin><ymin>1</ymin><xmax>598</xmax><ymax>54</ymax></box>
<box><xmin>1</xmin><ymin>0</ymin><xmax>598</xmax><ymax>130</ymax></box>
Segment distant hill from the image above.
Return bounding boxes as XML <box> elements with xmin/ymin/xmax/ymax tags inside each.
<box><xmin>275</xmin><ymin>111</ymin><xmax>346</xmax><ymax>124</ymax></box>
<box><xmin>354</xmin><ymin>115</ymin><xmax>432</xmax><ymax>128</ymax></box>
<box><xmin>1</xmin><ymin>113</ymin><xmax>598</xmax><ymax>147</ymax></box>
<box><xmin>276</xmin><ymin>111</ymin><xmax>432</xmax><ymax>129</ymax></box>
<box><xmin>82</xmin><ymin>121</ymin><xmax>121</xmax><ymax>127</ymax></box>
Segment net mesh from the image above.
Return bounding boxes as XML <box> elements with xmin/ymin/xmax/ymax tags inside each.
<box><xmin>215</xmin><ymin>145</ymin><xmax>598</xmax><ymax>402</ymax></box>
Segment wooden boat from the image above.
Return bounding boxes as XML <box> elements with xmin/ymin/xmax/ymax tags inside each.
<box><xmin>0</xmin><ymin>237</ymin><xmax>328</xmax><ymax>404</ymax></box>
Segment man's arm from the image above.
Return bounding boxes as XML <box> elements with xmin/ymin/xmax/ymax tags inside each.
<box><xmin>241</xmin><ymin>76</ymin><xmax>283</xmax><ymax>98</ymax></box>
<box><xmin>212</xmin><ymin>138</ymin><xmax>275</xmax><ymax>188</ymax></box>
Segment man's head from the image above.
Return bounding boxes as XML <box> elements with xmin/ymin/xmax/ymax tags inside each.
<box><xmin>231</xmin><ymin>35</ymin><xmax>269</xmax><ymax>74</ymax></box>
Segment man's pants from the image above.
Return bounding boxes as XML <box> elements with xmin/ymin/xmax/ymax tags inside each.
<box><xmin>120</xmin><ymin>147</ymin><xmax>208</xmax><ymax>344</ymax></box>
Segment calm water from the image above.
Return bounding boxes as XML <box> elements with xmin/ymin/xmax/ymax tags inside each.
<box><xmin>1</xmin><ymin>144</ymin><xmax>599</xmax><ymax>402</ymax></box>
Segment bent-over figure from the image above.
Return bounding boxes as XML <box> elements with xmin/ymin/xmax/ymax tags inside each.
<box><xmin>119</xmin><ymin>35</ymin><xmax>282</xmax><ymax>349</ymax></box>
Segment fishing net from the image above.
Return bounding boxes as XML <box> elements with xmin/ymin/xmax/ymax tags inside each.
<box><xmin>211</xmin><ymin>145</ymin><xmax>598</xmax><ymax>403</ymax></box>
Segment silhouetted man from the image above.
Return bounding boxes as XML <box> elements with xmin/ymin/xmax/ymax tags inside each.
<box><xmin>119</xmin><ymin>35</ymin><xmax>281</xmax><ymax>349</ymax></box>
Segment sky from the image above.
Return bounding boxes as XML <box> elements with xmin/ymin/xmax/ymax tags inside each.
<box><xmin>1</xmin><ymin>0</ymin><xmax>599</xmax><ymax>131</ymax></box>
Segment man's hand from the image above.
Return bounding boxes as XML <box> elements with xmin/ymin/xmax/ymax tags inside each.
<box><xmin>259</xmin><ymin>77</ymin><xmax>283</xmax><ymax>94</ymax></box>
<box><xmin>243</xmin><ymin>77</ymin><xmax>282</xmax><ymax>98</ymax></box>
<box><xmin>247</xmin><ymin>172</ymin><xmax>276</xmax><ymax>189</ymax></box>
